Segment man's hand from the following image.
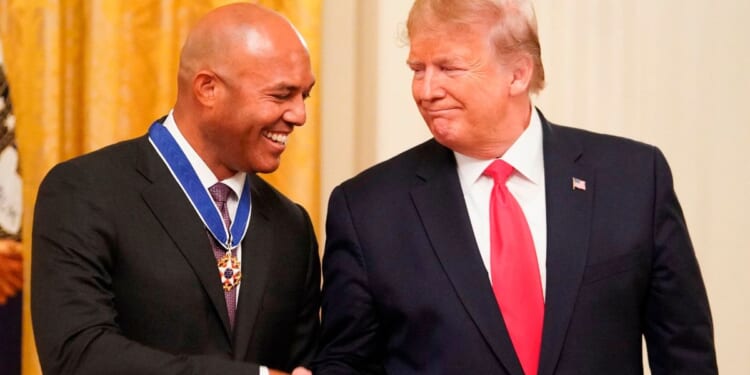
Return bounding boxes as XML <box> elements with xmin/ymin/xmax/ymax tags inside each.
<box><xmin>269</xmin><ymin>367</ymin><xmax>312</xmax><ymax>375</ymax></box>
<box><xmin>0</xmin><ymin>239</ymin><xmax>23</xmax><ymax>305</ymax></box>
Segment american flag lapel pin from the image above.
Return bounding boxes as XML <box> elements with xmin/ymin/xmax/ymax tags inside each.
<box><xmin>572</xmin><ymin>177</ymin><xmax>587</xmax><ymax>191</ymax></box>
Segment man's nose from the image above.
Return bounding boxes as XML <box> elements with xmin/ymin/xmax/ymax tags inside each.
<box><xmin>420</xmin><ymin>69</ymin><xmax>444</xmax><ymax>100</ymax></box>
<box><xmin>284</xmin><ymin>95</ymin><xmax>307</xmax><ymax>126</ymax></box>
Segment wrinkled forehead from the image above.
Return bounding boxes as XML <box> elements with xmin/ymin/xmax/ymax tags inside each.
<box><xmin>229</xmin><ymin>40</ymin><xmax>313</xmax><ymax>85</ymax></box>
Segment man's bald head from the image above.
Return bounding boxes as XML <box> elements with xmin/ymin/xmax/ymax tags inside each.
<box><xmin>177</xmin><ymin>3</ymin><xmax>307</xmax><ymax>97</ymax></box>
<box><xmin>172</xmin><ymin>2</ymin><xmax>315</xmax><ymax>178</ymax></box>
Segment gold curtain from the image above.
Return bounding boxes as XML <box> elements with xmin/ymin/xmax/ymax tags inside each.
<box><xmin>0</xmin><ymin>0</ymin><xmax>321</xmax><ymax>373</ymax></box>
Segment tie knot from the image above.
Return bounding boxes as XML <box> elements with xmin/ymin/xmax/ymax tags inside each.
<box><xmin>208</xmin><ymin>182</ymin><xmax>232</xmax><ymax>204</ymax></box>
<box><xmin>483</xmin><ymin>159</ymin><xmax>515</xmax><ymax>184</ymax></box>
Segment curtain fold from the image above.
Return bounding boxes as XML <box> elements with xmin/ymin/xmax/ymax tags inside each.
<box><xmin>0</xmin><ymin>0</ymin><xmax>321</xmax><ymax>373</ymax></box>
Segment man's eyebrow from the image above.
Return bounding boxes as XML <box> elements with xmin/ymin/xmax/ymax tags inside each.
<box><xmin>406</xmin><ymin>57</ymin><xmax>461</xmax><ymax>66</ymax></box>
<box><xmin>266</xmin><ymin>83</ymin><xmax>297</xmax><ymax>91</ymax></box>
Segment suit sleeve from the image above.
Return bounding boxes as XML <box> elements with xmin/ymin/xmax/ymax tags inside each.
<box><xmin>312</xmin><ymin>186</ymin><xmax>385</xmax><ymax>375</ymax></box>
<box><xmin>643</xmin><ymin>148</ymin><xmax>718</xmax><ymax>374</ymax></box>
<box><xmin>31</xmin><ymin>162</ymin><xmax>261</xmax><ymax>375</ymax></box>
<box><xmin>286</xmin><ymin>203</ymin><xmax>322</xmax><ymax>368</ymax></box>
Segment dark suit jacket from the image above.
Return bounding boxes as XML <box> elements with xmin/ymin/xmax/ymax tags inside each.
<box><xmin>32</xmin><ymin>133</ymin><xmax>320</xmax><ymax>375</ymax></box>
<box><xmin>313</xmin><ymin>112</ymin><xmax>716</xmax><ymax>374</ymax></box>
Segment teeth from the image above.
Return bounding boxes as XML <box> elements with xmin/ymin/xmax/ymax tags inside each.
<box><xmin>262</xmin><ymin>131</ymin><xmax>288</xmax><ymax>145</ymax></box>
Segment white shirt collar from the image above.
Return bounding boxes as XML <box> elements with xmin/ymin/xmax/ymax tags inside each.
<box><xmin>162</xmin><ymin>110</ymin><xmax>246</xmax><ymax>197</ymax></box>
<box><xmin>455</xmin><ymin>107</ymin><xmax>544</xmax><ymax>189</ymax></box>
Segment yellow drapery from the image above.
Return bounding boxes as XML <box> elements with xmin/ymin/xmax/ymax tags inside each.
<box><xmin>0</xmin><ymin>0</ymin><xmax>321</xmax><ymax>373</ymax></box>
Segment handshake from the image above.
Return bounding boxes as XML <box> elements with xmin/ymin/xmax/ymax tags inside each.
<box><xmin>270</xmin><ymin>368</ymin><xmax>312</xmax><ymax>375</ymax></box>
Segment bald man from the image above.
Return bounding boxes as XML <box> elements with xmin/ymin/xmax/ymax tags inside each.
<box><xmin>31</xmin><ymin>4</ymin><xmax>319</xmax><ymax>375</ymax></box>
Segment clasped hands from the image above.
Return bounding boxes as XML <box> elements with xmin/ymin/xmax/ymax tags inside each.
<box><xmin>269</xmin><ymin>367</ymin><xmax>312</xmax><ymax>375</ymax></box>
<box><xmin>0</xmin><ymin>239</ymin><xmax>23</xmax><ymax>305</ymax></box>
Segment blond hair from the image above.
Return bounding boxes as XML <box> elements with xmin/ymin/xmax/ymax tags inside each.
<box><xmin>407</xmin><ymin>0</ymin><xmax>545</xmax><ymax>94</ymax></box>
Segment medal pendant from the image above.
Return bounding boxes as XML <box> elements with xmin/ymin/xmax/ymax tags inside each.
<box><xmin>217</xmin><ymin>251</ymin><xmax>242</xmax><ymax>292</ymax></box>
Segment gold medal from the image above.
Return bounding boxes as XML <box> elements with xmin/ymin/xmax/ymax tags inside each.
<box><xmin>217</xmin><ymin>251</ymin><xmax>242</xmax><ymax>291</ymax></box>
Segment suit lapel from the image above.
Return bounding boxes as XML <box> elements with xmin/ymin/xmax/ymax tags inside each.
<box><xmin>537</xmin><ymin>117</ymin><xmax>594</xmax><ymax>375</ymax></box>
<box><xmin>410</xmin><ymin>142</ymin><xmax>524</xmax><ymax>375</ymax></box>
<box><xmin>232</xmin><ymin>175</ymin><xmax>274</xmax><ymax>359</ymax></box>
<box><xmin>135</xmin><ymin>137</ymin><xmax>234</xmax><ymax>339</ymax></box>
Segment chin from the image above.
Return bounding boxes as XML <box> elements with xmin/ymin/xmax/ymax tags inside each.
<box><xmin>252</xmin><ymin>166</ymin><xmax>279</xmax><ymax>175</ymax></box>
<box><xmin>251</xmin><ymin>159</ymin><xmax>282</xmax><ymax>174</ymax></box>
<box><xmin>429</xmin><ymin>125</ymin><xmax>458</xmax><ymax>146</ymax></box>
<box><xmin>428</xmin><ymin>117</ymin><xmax>459</xmax><ymax>135</ymax></box>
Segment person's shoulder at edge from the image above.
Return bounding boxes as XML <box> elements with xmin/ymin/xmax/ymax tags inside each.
<box><xmin>339</xmin><ymin>138</ymin><xmax>448</xmax><ymax>188</ymax></box>
<box><xmin>44</xmin><ymin>134</ymin><xmax>147</xmax><ymax>173</ymax></box>
<box><xmin>538</xmin><ymin>107</ymin><xmax>658</xmax><ymax>153</ymax></box>
<box><xmin>538</xmin><ymin>111</ymin><xmax>665</xmax><ymax>174</ymax></box>
<box><xmin>250</xmin><ymin>173</ymin><xmax>315</xmax><ymax>220</ymax></box>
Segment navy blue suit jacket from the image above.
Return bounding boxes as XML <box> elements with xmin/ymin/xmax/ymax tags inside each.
<box><xmin>313</xmin><ymin>112</ymin><xmax>716</xmax><ymax>374</ymax></box>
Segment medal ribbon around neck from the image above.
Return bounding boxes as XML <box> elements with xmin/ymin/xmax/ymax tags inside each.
<box><xmin>148</xmin><ymin>122</ymin><xmax>251</xmax><ymax>250</ymax></box>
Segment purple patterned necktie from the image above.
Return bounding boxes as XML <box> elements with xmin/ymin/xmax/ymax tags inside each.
<box><xmin>207</xmin><ymin>182</ymin><xmax>238</xmax><ymax>329</ymax></box>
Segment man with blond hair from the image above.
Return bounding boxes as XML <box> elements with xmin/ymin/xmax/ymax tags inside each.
<box><xmin>313</xmin><ymin>0</ymin><xmax>717</xmax><ymax>374</ymax></box>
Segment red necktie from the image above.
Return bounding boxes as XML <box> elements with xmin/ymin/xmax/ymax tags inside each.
<box><xmin>208</xmin><ymin>182</ymin><xmax>238</xmax><ymax>329</ymax></box>
<box><xmin>484</xmin><ymin>160</ymin><xmax>544</xmax><ymax>375</ymax></box>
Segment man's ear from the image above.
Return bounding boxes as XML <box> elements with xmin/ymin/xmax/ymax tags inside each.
<box><xmin>508</xmin><ymin>54</ymin><xmax>533</xmax><ymax>96</ymax></box>
<box><xmin>193</xmin><ymin>70</ymin><xmax>219</xmax><ymax>107</ymax></box>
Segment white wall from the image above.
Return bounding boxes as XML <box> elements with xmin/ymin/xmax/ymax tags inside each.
<box><xmin>321</xmin><ymin>1</ymin><xmax>426</xmax><ymax>209</ymax></box>
<box><xmin>532</xmin><ymin>2</ymin><xmax>750</xmax><ymax>372</ymax></box>
<box><xmin>321</xmin><ymin>1</ymin><xmax>750</xmax><ymax>373</ymax></box>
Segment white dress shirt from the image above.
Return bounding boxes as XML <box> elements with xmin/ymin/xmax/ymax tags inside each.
<box><xmin>158</xmin><ymin>112</ymin><xmax>267</xmax><ymax>375</ymax></box>
<box><xmin>455</xmin><ymin>108</ymin><xmax>548</xmax><ymax>297</ymax></box>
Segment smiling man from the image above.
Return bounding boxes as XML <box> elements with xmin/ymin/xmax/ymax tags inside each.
<box><xmin>32</xmin><ymin>3</ymin><xmax>319</xmax><ymax>375</ymax></box>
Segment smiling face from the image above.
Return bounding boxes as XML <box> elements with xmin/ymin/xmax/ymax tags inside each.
<box><xmin>174</xmin><ymin>4</ymin><xmax>315</xmax><ymax>179</ymax></box>
<box><xmin>204</xmin><ymin>33</ymin><xmax>314</xmax><ymax>176</ymax></box>
<box><xmin>407</xmin><ymin>14</ymin><xmax>533</xmax><ymax>159</ymax></box>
